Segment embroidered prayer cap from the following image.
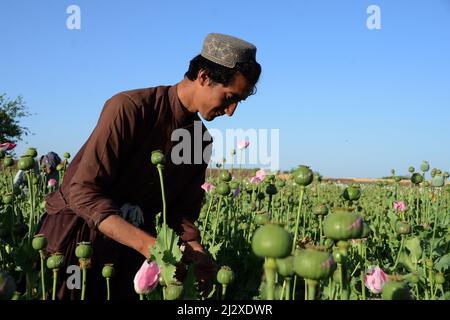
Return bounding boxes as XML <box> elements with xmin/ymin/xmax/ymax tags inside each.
<box><xmin>200</xmin><ymin>33</ymin><xmax>257</xmax><ymax>68</ymax></box>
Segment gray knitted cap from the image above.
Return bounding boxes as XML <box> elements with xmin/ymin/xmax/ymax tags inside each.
<box><xmin>200</xmin><ymin>33</ymin><xmax>257</xmax><ymax>68</ymax></box>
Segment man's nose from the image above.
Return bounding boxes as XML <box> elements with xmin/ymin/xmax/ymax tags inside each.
<box><xmin>224</xmin><ymin>102</ymin><xmax>238</xmax><ymax>116</ymax></box>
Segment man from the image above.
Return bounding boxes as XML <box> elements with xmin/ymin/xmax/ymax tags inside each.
<box><xmin>38</xmin><ymin>33</ymin><xmax>261</xmax><ymax>300</ymax></box>
<box><xmin>40</xmin><ymin>151</ymin><xmax>62</xmax><ymax>187</ymax></box>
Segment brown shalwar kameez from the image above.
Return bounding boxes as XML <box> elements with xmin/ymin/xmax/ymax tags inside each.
<box><xmin>38</xmin><ymin>85</ymin><xmax>211</xmax><ymax>300</ymax></box>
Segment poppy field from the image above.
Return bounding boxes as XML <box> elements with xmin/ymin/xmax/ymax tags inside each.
<box><xmin>0</xmin><ymin>145</ymin><xmax>449</xmax><ymax>301</ymax></box>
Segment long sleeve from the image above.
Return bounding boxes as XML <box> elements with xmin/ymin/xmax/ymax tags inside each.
<box><xmin>68</xmin><ymin>93</ymin><xmax>140</xmax><ymax>230</ymax></box>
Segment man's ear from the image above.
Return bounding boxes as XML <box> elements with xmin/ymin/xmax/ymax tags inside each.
<box><xmin>196</xmin><ymin>69</ymin><xmax>209</xmax><ymax>87</ymax></box>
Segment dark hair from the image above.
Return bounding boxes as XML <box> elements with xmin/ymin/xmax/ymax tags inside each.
<box><xmin>184</xmin><ymin>55</ymin><xmax>261</xmax><ymax>95</ymax></box>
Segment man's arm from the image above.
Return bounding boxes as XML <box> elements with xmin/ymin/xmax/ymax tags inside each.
<box><xmin>98</xmin><ymin>214</ymin><xmax>156</xmax><ymax>258</ymax></box>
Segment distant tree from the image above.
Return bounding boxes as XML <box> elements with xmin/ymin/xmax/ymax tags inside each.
<box><xmin>0</xmin><ymin>94</ymin><xmax>31</xmax><ymax>143</ymax></box>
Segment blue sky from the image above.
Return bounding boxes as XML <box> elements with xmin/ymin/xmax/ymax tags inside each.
<box><xmin>1</xmin><ymin>0</ymin><xmax>449</xmax><ymax>178</ymax></box>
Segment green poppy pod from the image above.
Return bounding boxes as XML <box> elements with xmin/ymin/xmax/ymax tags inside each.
<box><xmin>332</xmin><ymin>268</ymin><xmax>351</xmax><ymax>284</ymax></box>
<box><xmin>252</xmin><ymin>223</ymin><xmax>292</xmax><ymax>259</ymax></box>
<box><xmin>408</xmin><ymin>166</ymin><xmax>415</xmax><ymax>174</ymax></box>
<box><xmin>435</xmin><ymin>273</ymin><xmax>445</xmax><ymax>285</ymax></box>
<box><xmin>443</xmin><ymin>172</ymin><xmax>449</xmax><ymax>179</ymax></box>
<box><xmin>46</xmin><ymin>253</ymin><xmax>65</xmax><ymax>270</ymax></box>
<box><xmin>381</xmin><ymin>281</ymin><xmax>411</xmax><ymax>300</ymax></box>
<box><xmin>230</xmin><ymin>181</ymin><xmax>239</xmax><ymax>190</ymax></box>
<box><xmin>276</xmin><ymin>256</ymin><xmax>294</xmax><ymax>278</ymax></box>
<box><xmin>342</xmin><ymin>186</ymin><xmax>361</xmax><ymax>201</ymax></box>
<box><xmin>63</xmin><ymin>152</ymin><xmax>71</xmax><ymax>159</ymax></box>
<box><xmin>275</xmin><ymin>180</ymin><xmax>285</xmax><ymax>188</ymax></box>
<box><xmin>75</xmin><ymin>242</ymin><xmax>93</xmax><ymax>259</ymax></box>
<box><xmin>217</xmin><ymin>266</ymin><xmax>234</xmax><ymax>285</ymax></box>
<box><xmin>323</xmin><ymin>208</ymin><xmax>364</xmax><ymax>241</ymax></box>
<box><xmin>324</xmin><ymin>238</ymin><xmax>334</xmax><ymax>251</ymax></box>
<box><xmin>165</xmin><ymin>281</ymin><xmax>184</xmax><ymax>300</ymax></box>
<box><xmin>219</xmin><ymin>170</ymin><xmax>232</xmax><ymax>182</ymax></box>
<box><xmin>150</xmin><ymin>150</ymin><xmax>165</xmax><ymax>166</ymax></box>
<box><xmin>410</xmin><ymin>173</ymin><xmax>423</xmax><ymax>185</ymax></box>
<box><xmin>292</xmin><ymin>165</ymin><xmax>314</xmax><ymax>187</ymax></box>
<box><xmin>17</xmin><ymin>156</ymin><xmax>35</xmax><ymax>171</ymax></box>
<box><xmin>3</xmin><ymin>156</ymin><xmax>13</xmax><ymax>167</ymax></box>
<box><xmin>238</xmin><ymin>222</ymin><xmax>248</xmax><ymax>231</ymax></box>
<box><xmin>432</xmin><ymin>175</ymin><xmax>445</xmax><ymax>188</ymax></box>
<box><xmin>394</xmin><ymin>176</ymin><xmax>402</xmax><ymax>183</ymax></box>
<box><xmin>293</xmin><ymin>248</ymin><xmax>336</xmax><ymax>281</ymax></box>
<box><xmin>265</xmin><ymin>184</ymin><xmax>277</xmax><ymax>195</ymax></box>
<box><xmin>32</xmin><ymin>234</ymin><xmax>48</xmax><ymax>251</ymax></box>
<box><xmin>25</xmin><ymin>147</ymin><xmax>38</xmax><ymax>158</ymax></box>
<box><xmin>216</xmin><ymin>182</ymin><xmax>231</xmax><ymax>196</ymax></box>
<box><xmin>314</xmin><ymin>204</ymin><xmax>329</xmax><ymax>216</ymax></box>
<box><xmin>420</xmin><ymin>161</ymin><xmax>430</xmax><ymax>172</ymax></box>
<box><xmin>406</xmin><ymin>273</ymin><xmax>420</xmax><ymax>284</ymax></box>
<box><xmin>0</xmin><ymin>270</ymin><xmax>17</xmax><ymax>301</ymax></box>
<box><xmin>332</xmin><ymin>250</ymin><xmax>344</xmax><ymax>264</ymax></box>
<box><xmin>102</xmin><ymin>264</ymin><xmax>115</xmax><ymax>278</ymax></box>
<box><xmin>395</xmin><ymin>221</ymin><xmax>411</xmax><ymax>235</ymax></box>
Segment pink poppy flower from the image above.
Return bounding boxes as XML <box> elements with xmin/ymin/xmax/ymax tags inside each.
<box><xmin>249</xmin><ymin>169</ymin><xmax>267</xmax><ymax>185</ymax></box>
<box><xmin>249</xmin><ymin>176</ymin><xmax>261</xmax><ymax>184</ymax></box>
<box><xmin>201</xmin><ymin>182</ymin><xmax>215</xmax><ymax>193</ymax></box>
<box><xmin>393</xmin><ymin>201</ymin><xmax>407</xmax><ymax>213</ymax></box>
<box><xmin>0</xmin><ymin>142</ymin><xmax>16</xmax><ymax>151</ymax></box>
<box><xmin>255</xmin><ymin>169</ymin><xmax>266</xmax><ymax>180</ymax></box>
<box><xmin>133</xmin><ymin>260</ymin><xmax>160</xmax><ymax>295</ymax></box>
<box><xmin>237</xmin><ymin>140</ymin><xmax>250</xmax><ymax>150</ymax></box>
<box><xmin>47</xmin><ymin>179</ymin><xmax>57</xmax><ymax>187</ymax></box>
<box><xmin>364</xmin><ymin>266</ymin><xmax>388</xmax><ymax>294</ymax></box>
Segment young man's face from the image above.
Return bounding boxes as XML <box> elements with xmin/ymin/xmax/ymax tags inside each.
<box><xmin>195</xmin><ymin>71</ymin><xmax>252</xmax><ymax>122</ymax></box>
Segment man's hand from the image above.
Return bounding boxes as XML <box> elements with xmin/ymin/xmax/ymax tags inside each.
<box><xmin>179</xmin><ymin>240</ymin><xmax>217</xmax><ymax>297</ymax></box>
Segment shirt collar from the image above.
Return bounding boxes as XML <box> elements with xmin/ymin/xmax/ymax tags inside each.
<box><xmin>168</xmin><ymin>84</ymin><xmax>198</xmax><ymax>127</ymax></box>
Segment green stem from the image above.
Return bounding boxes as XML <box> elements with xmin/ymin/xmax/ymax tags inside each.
<box><xmin>81</xmin><ymin>266</ymin><xmax>87</xmax><ymax>300</ymax></box>
<box><xmin>221</xmin><ymin>284</ymin><xmax>227</xmax><ymax>300</ymax></box>
<box><xmin>319</xmin><ymin>215</ymin><xmax>323</xmax><ymax>245</ymax></box>
<box><xmin>26</xmin><ymin>272</ymin><xmax>32</xmax><ymax>300</ymax></box>
<box><xmin>306</xmin><ymin>279</ymin><xmax>318</xmax><ymax>300</ymax></box>
<box><xmin>264</xmin><ymin>258</ymin><xmax>276</xmax><ymax>300</ymax></box>
<box><xmin>211</xmin><ymin>196</ymin><xmax>223</xmax><ymax>247</ymax></box>
<box><xmin>292</xmin><ymin>275</ymin><xmax>297</xmax><ymax>300</ymax></box>
<box><xmin>285</xmin><ymin>278</ymin><xmax>291</xmax><ymax>300</ymax></box>
<box><xmin>52</xmin><ymin>269</ymin><xmax>58</xmax><ymax>300</ymax></box>
<box><xmin>40</xmin><ymin>251</ymin><xmax>46</xmax><ymax>300</ymax></box>
<box><xmin>157</xmin><ymin>164</ymin><xmax>168</xmax><ymax>249</ymax></box>
<box><xmin>26</xmin><ymin>171</ymin><xmax>35</xmax><ymax>244</ymax></box>
<box><xmin>201</xmin><ymin>193</ymin><xmax>214</xmax><ymax>244</ymax></box>
<box><xmin>239</xmin><ymin>150</ymin><xmax>243</xmax><ymax>178</ymax></box>
<box><xmin>292</xmin><ymin>186</ymin><xmax>305</xmax><ymax>254</ymax></box>
<box><xmin>392</xmin><ymin>235</ymin><xmax>405</xmax><ymax>270</ymax></box>
<box><xmin>106</xmin><ymin>278</ymin><xmax>111</xmax><ymax>300</ymax></box>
